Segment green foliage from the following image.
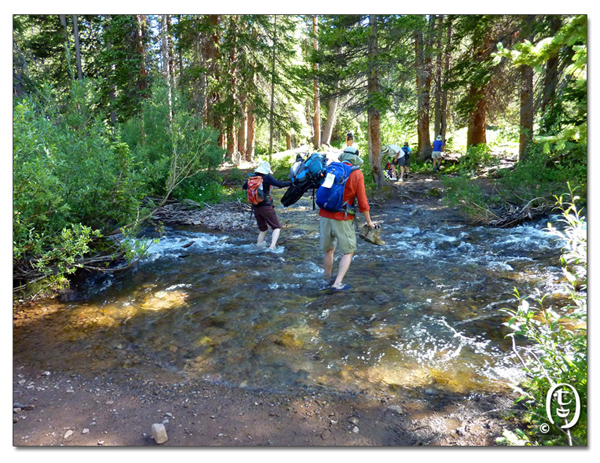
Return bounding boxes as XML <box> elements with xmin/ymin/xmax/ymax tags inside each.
<box><xmin>172</xmin><ymin>171</ymin><xmax>223</xmax><ymax>205</ymax></box>
<box><xmin>502</xmin><ymin>190</ymin><xmax>587</xmax><ymax>446</ymax></box>
<box><xmin>496</xmin><ymin>428</ymin><xmax>534</xmax><ymax>446</ymax></box>
<box><xmin>496</xmin><ymin>142</ymin><xmax>587</xmax><ymax>205</ymax></box>
<box><xmin>265</xmin><ymin>154</ymin><xmax>295</xmax><ymax>179</ymax></box>
<box><xmin>13</xmin><ymin>82</ymin><xmax>153</xmax><ymax>295</ymax></box>
<box><xmin>121</xmin><ymin>85</ymin><xmax>225</xmax><ymax>200</ymax></box>
<box><xmin>441</xmin><ymin>172</ymin><xmax>496</xmax><ymax>222</ymax></box>
<box><xmin>459</xmin><ymin>143</ymin><xmax>497</xmax><ymax>173</ymax></box>
<box><xmin>226</xmin><ymin>167</ymin><xmax>247</xmax><ymax>185</ymax></box>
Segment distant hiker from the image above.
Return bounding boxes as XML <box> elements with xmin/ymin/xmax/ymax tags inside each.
<box><xmin>401</xmin><ymin>142</ymin><xmax>412</xmax><ymax>178</ymax></box>
<box><xmin>381</xmin><ymin>144</ymin><xmax>406</xmax><ymax>181</ymax></box>
<box><xmin>346</xmin><ymin>132</ymin><xmax>358</xmax><ymax>150</ymax></box>
<box><xmin>317</xmin><ymin>148</ymin><xmax>375</xmax><ymax>290</ymax></box>
<box><xmin>432</xmin><ymin>135</ymin><xmax>444</xmax><ymax>172</ymax></box>
<box><xmin>243</xmin><ymin>160</ymin><xmax>292</xmax><ymax>249</ymax></box>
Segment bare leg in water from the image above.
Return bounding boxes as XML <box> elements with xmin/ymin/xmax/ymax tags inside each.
<box><xmin>324</xmin><ymin>248</ymin><xmax>353</xmax><ymax>288</ymax></box>
<box><xmin>269</xmin><ymin>228</ymin><xmax>281</xmax><ymax>249</ymax></box>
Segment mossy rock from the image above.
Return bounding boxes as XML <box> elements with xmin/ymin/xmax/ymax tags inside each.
<box><xmin>428</xmin><ymin>187</ymin><xmax>441</xmax><ymax>197</ymax></box>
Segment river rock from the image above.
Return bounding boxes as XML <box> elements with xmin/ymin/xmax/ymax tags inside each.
<box><xmin>151</xmin><ymin>423</ymin><xmax>168</xmax><ymax>444</ymax></box>
<box><xmin>386</xmin><ymin>405</ymin><xmax>404</xmax><ymax>416</ymax></box>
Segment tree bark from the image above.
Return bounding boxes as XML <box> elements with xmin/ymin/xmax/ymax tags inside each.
<box><xmin>466</xmin><ymin>33</ymin><xmax>492</xmax><ymax>148</ymax></box>
<box><xmin>161</xmin><ymin>15</ymin><xmax>173</xmax><ymax>123</ymax></box>
<box><xmin>541</xmin><ymin>16</ymin><xmax>562</xmax><ymax>134</ymax></box>
<box><xmin>204</xmin><ymin>15</ymin><xmax>222</xmax><ymax>147</ymax></box>
<box><xmin>269</xmin><ymin>15</ymin><xmax>277</xmax><ymax>160</ymax></box>
<box><xmin>135</xmin><ymin>15</ymin><xmax>148</xmax><ymax>93</ymax></box>
<box><xmin>321</xmin><ymin>96</ymin><xmax>338</xmax><ymax>146</ymax></box>
<box><xmin>166</xmin><ymin>15</ymin><xmax>176</xmax><ymax>93</ymax></box>
<box><xmin>72</xmin><ymin>15</ymin><xmax>83</xmax><ymax>80</ymax></box>
<box><xmin>466</xmin><ymin>85</ymin><xmax>487</xmax><ymax>147</ymax></box>
<box><xmin>237</xmin><ymin>92</ymin><xmax>247</xmax><ymax>160</ymax></box>
<box><xmin>367</xmin><ymin>15</ymin><xmax>384</xmax><ymax>188</ymax></box>
<box><xmin>440</xmin><ymin>17</ymin><xmax>452</xmax><ymax>142</ymax></box>
<box><xmin>227</xmin><ymin>16</ymin><xmax>238</xmax><ymax>158</ymax></box>
<box><xmin>433</xmin><ymin>15</ymin><xmax>443</xmax><ymax>138</ymax></box>
<box><xmin>519</xmin><ymin>64</ymin><xmax>534</xmax><ymax>161</ymax></box>
<box><xmin>415</xmin><ymin>25</ymin><xmax>433</xmax><ymax>160</ymax></box>
<box><xmin>59</xmin><ymin>15</ymin><xmax>72</xmax><ymax>75</ymax></box>
<box><xmin>312</xmin><ymin>15</ymin><xmax>321</xmax><ymax>149</ymax></box>
<box><xmin>246</xmin><ymin>100</ymin><xmax>256</xmax><ymax>162</ymax></box>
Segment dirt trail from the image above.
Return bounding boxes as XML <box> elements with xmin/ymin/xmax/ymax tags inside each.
<box><xmin>13</xmin><ymin>170</ymin><xmax>523</xmax><ymax>448</ymax></box>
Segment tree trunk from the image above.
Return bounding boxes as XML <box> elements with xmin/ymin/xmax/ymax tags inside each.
<box><xmin>59</xmin><ymin>15</ymin><xmax>72</xmax><ymax>75</ymax></box>
<box><xmin>519</xmin><ymin>64</ymin><xmax>534</xmax><ymax>161</ymax></box>
<box><xmin>433</xmin><ymin>15</ymin><xmax>443</xmax><ymax>139</ymax></box>
<box><xmin>135</xmin><ymin>15</ymin><xmax>148</xmax><ymax>143</ymax></box>
<box><xmin>367</xmin><ymin>15</ymin><xmax>384</xmax><ymax>188</ymax></box>
<box><xmin>237</xmin><ymin>93</ymin><xmax>247</xmax><ymax>160</ymax></box>
<box><xmin>286</xmin><ymin>132</ymin><xmax>292</xmax><ymax>150</ymax></box>
<box><xmin>72</xmin><ymin>15</ymin><xmax>83</xmax><ymax>80</ymax></box>
<box><xmin>312</xmin><ymin>15</ymin><xmax>321</xmax><ymax>149</ymax></box>
<box><xmin>466</xmin><ymin>85</ymin><xmax>487</xmax><ymax>147</ymax></box>
<box><xmin>161</xmin><ymin>15</ymin><xmax>173</xmax><ymax>123</ymax></box>
<box><xmin>106</xmin><ymin>16</ymin><xmax>118</xmax><ymax>125</ymax></box>
<box><xmin>269</xmin><ymin>15</ymin><xmax>277</xmax><ymax>160</ymax></box>
<box><xmin>440</xmin><ymin>17</ymin><xmax>452</xmax><ymax>142</ymax></box>
<box><xmin>167</xmin><ymin>15</ymin><xmax>176</xmax><ymax>93</ymax></box>
<box><xmin>321</xmin><ymin>96</ymin><xmax>338</xmax><ymax>146</ymax></box>
<box><xmin>135</xmin><ymin>15</ymin><xmax>148</xmax><ymax>93</ymax></box>
<box><xmin>541</xmin><ymin>16</ymin><xmax>562</xmax><ymax>134</ymax></box>
<box><xmin>246</xmin><ymin>101</ymin><xmax>256</xmax><ymax>162</ymax></box>
<box><xmin>415</xmin><ymin>26</ymin><xmax>432</xmax><ymax>160</ymax></box>
<box><xmin>466</xmin><ymin>34</ymin><xmax>491</xmax><ymax>148</ymax></box>
<box><xmin>205</xmin><ymin>15</ymin><xmax>222</xmax><ymax>146</ymax></box>
<box><xmin>227</xmin><ymin>16</ymin><xmax>238</xmax><ymax>158</ymax></box>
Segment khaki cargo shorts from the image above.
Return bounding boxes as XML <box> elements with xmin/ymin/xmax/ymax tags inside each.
<box><xmin>320</xmin><ymin>216</ymin><xmax>357</xmax><ymax>254</ymax></box>
<box><xmin>431</xmin><ymin>151</ymin><xmax>442</xmax><ymax>159</ymax></box>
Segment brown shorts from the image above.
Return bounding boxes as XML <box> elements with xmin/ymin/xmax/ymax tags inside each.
<box><xmin>254</xmin><ymin>205</ymin><xmax>283</xmax><ymax>231</ymax></box>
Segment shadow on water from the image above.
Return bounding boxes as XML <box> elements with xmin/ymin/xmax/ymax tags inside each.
<box><xmin>14</xmin><ymin>192</ymin><xmax>568</xmax><ymax>399</ymax></box>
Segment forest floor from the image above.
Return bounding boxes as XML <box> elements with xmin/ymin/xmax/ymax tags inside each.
<box><xmin>12</xmin><ymin>159</ymin><xmax>525</xmax><ymax>450</ymax></box>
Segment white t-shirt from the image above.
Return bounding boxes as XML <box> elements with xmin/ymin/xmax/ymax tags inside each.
<box><xmin>388</xmin><ymin>144</ymin><xmax>404</xmax><ymax>158</ymax></box>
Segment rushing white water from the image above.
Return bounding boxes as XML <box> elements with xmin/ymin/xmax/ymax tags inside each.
<box><xmin>57</xmin><ymin>199</ymin><xmax>571</xmax><ymax>395</ymax></box>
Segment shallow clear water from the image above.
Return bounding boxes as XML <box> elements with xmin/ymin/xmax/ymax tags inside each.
<box><xmin>19</xmin><ymin>194</ymin><xmax>567</xmax><ymax>396</ymax></box>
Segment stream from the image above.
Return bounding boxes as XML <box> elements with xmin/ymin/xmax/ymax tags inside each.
<box><xmin>14</xmin><ymin>192</ymin><xmax>568</xmax><ymax>399</ymax></box>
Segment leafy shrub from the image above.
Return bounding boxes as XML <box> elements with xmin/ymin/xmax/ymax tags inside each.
<box><xmin>441</xmin><ymin>173</ymin><xmax>498</xmax><ymax>223</ymax></box>
<box><xmin>13</xmin><ymin>82</ymin><xmax>152</xmax><ymax>295</ymax></box>
<box><xmin>496</xmin><ymin>142</ymin><xmax>587</xmax><ymax>205</ymax></box>
<box><xmin>460</xmin><ymin>143</ymin><xmax>497</xmax><ymax>172</ymax></box>
<box><xmin>501</xmin><ymin>189</ymin><xmax>587</xmax><ymax>446</ymax></box>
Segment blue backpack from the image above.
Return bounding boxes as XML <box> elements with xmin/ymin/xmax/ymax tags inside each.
<box><xmin>315</xmin><ymin>161</ymin><xmax>359</xmax><ymax>216</ymax></box>
<box><xmin>289</xmin><ymin>152</ymin><xmax>326</xmax><ymax>186</ymax></box>
<box><xmin>281</xmin><ymin>152</ymin><xmax>327</xmax><ymax>208</ymax></box>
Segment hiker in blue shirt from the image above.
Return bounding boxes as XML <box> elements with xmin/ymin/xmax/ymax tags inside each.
<box><xmin>432</xmin><ymin>135</ymin><xmax>444</xmax><ymax>172</ymax></box>
<box><xmin>401</xmin><ymin>142</ymin><xmax>412</xmax><ymax>178</ymax></box>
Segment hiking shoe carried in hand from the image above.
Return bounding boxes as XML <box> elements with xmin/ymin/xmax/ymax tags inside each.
<box><xmin>359</xmin><ymin>224</ymin><xmax>386</xmax><ymax>246</ymax></box>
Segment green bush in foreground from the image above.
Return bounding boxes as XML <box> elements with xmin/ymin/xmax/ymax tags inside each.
<box><xmin>500</xmin><ymin>188</ymin><xmax>587</xmax><ymax>446</ymax></box>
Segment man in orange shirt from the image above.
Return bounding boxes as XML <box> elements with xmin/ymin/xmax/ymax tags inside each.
<box><xmin>319</xmin><ymin>147</ymin><xmax>376</xmax><ymax>290</ymax></box>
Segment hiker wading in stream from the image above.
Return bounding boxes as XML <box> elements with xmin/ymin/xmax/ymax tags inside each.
<box><xmin>318</xmin><ymin>148</ymin><xmax>375</xmax><ymax>290</ymax></box>
<box><xmin>243</xmin><ymin>160</ymin><xmax>291</xmax><ymax>249</ymax></box>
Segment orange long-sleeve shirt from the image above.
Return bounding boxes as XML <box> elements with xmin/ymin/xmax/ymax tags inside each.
<box><xmin>318</xmin><ymin>165</ymin><xmax>370</xmax><ymax>221</ymax></box>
